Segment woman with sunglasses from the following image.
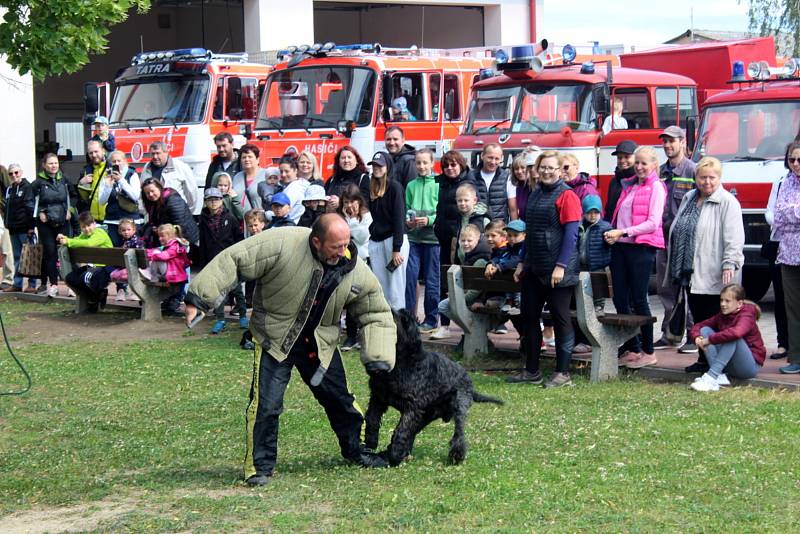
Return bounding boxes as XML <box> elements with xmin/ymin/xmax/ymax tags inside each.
<box><xmin>508</xmin><ymin>150</ymin><xmax>582</xmax><ymax>388</ymax></box>
<box><xmin>561</xmin><ymin>154</ymin><xmax>601</xmax><ymax>209</ymax></box>
<box><xmin>430</xmin><ymin>151</ymin><xmax>474</xmax><ymax>338</ymax></box>
<box><xmin>32</xmin><ymin>154</ymin><xmax>75</xmax><ymax>297</ymax></box>
<box><xmin>773</xmin><ymin>141</ymin><xmax>800</xmax><ymax>374</ymax></box>
<box><xmin>2</xmin><ymin>164</ymin><xmax>37</xmax><ymax>293</ymax></box>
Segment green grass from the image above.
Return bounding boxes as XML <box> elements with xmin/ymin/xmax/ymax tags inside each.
<box><xmin>1</xmin><ymin>303</ymin><xmax>800</xmax><ymax>531</ymax></box>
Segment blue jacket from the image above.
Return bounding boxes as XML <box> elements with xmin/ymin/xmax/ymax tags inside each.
<box><xmin>491</xmin><ymin>241</ymin><xmax>524</xmax><ymax>272</ymax></box>
<box><xmin>578</xmin><ymin>218</ymin><xmax>613</xmax><ymax>271</ymax></box>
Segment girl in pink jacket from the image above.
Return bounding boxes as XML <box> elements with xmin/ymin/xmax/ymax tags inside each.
<box><xmin>139</xmin><ymin>224</ymin><xmax>191</xmax><ymax>283</ymax></box>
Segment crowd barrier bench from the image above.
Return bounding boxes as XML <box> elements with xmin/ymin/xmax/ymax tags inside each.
<box><xmin>58</xmin><ymin>246</ymin><xmax>181</xmax><ymax>321</ymax></box>
<box><xmin>444</xmin><ymin>265</ymin><xmax>656</xmax><ymax>381</ymax></box>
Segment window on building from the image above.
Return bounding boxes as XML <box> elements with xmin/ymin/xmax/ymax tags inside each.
<box><xmin>55</xmin><ymin>122</ymin><xmax>85</xmax><ymax>156</ymax></box>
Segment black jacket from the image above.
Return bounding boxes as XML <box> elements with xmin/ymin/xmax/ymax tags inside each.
<box><xmin>3</xmin><ymin>180</ymin><xmax>35</xmax><ymax>234</ymax></box>
<box><xmin>470</xmin><ymin>166</ymin><xmax>510</xmax><ymax>221</ymax></box>
<box><xmin>604</xmin><ymin>166</ymin><xmax>636</xmax><ymax>223</ymax></box>
<box><xmin>142</xmin><ymin>188</ymin><xmax>199</xmax><ymax>247</ymax></box>
<box><xmin>326</xmin><ymin>168</ymin><xmax>371</xmax><ymax>201</ymax></box>
<box><xmin>205</xmin><ymin>153</ymin><xmax>241</xmax><ymax>189</ymax></box>
<box><xmin>32</xmin><ymin>171</ymin><xmax>74</xmax><ymax>228</ymax></box>
<box><xmin>389</xmin><ymin>144</ymin><xmax>418</xmax><ymax>188</ymax></box>
<box><xmin>434</xmin><ymin>170</ymin><xmax>475</xmax><ymax>242</ymax></box>
<box><xmin>196</xmin><ymin>207</ymin><xmax>243</xmax><ymax>268</ymax></box>
<box><xmin>267</xmin><ymin>215</ymin><xmax>296</xmax><ymax>229</ymax></box>
<box><xmin>368</xmin><ymin>177</ymin><xmax>406</xmax><ymax>252</ymax></box>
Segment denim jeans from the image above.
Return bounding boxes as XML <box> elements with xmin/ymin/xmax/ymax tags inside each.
<box><xmin>10</xmin><ymin>233</ymin><xmax>37</xmax><ymax>289</ymax></box>
<box><xmin>404</xmin><ymin>242</ymin><xmax>440</xmax><ymax>326</ymax></box>
<box><xmin>610</xmin><ymin>243</ymin><xmax>656</xmax><ymax>354</ymax></box>
<box><xmin>700</xmin><ymin>326</ymin><xmax>759</xmax><ymax>379</ymax></box>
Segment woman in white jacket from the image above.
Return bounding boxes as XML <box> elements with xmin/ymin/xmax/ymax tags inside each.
<box><xmin>667</xmin><ymin>156</ymin><xmax>745</xmax><ymax>374</ymax></box>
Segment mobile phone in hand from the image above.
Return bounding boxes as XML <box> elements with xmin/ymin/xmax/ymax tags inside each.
<box><xmin>386</xmin><ymin>259</ymin><xmax>398</xmax><ymax>272</ymax></box>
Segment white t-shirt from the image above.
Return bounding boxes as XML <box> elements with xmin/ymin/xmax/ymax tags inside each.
<box><xmin>602</xmin><ymin>114</ymin><xmax>629</xmax><ymax>135</ymax></box>
<box><xmin>480</xmin><ymin>169</ymin><xmax>516</xmax><ymax>199</ymax></box>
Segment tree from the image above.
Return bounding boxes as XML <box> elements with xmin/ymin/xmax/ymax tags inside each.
<box><xmin>743</xmin><ymin>0</ymin><xmax>800</xmax><ymax>56</ymax></box>
<box><xmin>0</xmin><ymin>0</ymin><xmax>150</xmax><ymax>80</ymax></box>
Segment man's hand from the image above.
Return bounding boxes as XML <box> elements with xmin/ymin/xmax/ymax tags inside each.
<box><xmin>551</xmin><ymin>265</ymin><xmax>565</xmax><ymax>287</ymax></box>
<box><xmin>185</xmin><ymin>304</ymin><xmax>198</xmax><ymax>327</ymax></box>
<box><xmin>722</xmin><ymin>268</ymin><xmax>734</xmax><ymax>285</ymax></box>
<box><xmin>79</xmin><ymin>174</ymin><xmax>93</xmax><ymax>185</ymax></box>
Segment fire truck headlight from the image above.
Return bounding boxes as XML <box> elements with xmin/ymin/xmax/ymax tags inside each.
<box><xmin>298</xmin><ymin>44</ymin><xmax>310</xmax><ymax>54</ymax></box>
<box><xmin>785</xmin><ymin>58</ymin><xmax>800</xmax><ymax>77</ymax></box>
<box><xmin>322</xmin><ymin>42</ymin><xmax>336</xmax><ymax>52</ymax></box>
<box><xmin>287</xmin><ymin>45</ymin><xmax>298</xmax><ymax>54</ymax></box>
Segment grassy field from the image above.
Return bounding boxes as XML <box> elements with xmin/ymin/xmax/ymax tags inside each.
<box><xmin>1</xmin><ymin>300</ymin><xmax>800</xmax><ymax>532</ymax></box>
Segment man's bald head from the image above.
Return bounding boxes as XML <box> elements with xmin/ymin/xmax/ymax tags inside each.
<box><xmin>311</xmin><ymin>213</ymin><xmax>351</xmax><ymax>265</ymax></box>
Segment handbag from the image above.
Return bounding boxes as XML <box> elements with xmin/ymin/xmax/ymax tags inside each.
<box><xmin>17</xmin><ymin>235</ymin><xmax>43</xmax><ymax>278</ymax></box>
<box><xmin>116</xmin><ymin>188</ymin><xmax>139</xmax><ymax>213</ymax></box>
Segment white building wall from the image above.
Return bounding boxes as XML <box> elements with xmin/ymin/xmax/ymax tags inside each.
<box><xmin>0</xmin><ymin>57</ymin><xmax>35</xmax><ymax>179</ymax></box>
<box><xmin>245</xmin><ymin>0</ymin><xmax>316</xmax><ymax>53</ymax></box>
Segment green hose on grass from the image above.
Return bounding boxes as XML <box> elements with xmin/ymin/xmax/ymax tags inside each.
<box><xmin>0</xmin><ymin>312</ymin><xmax>31</xmax><ymax>396</ymax></box>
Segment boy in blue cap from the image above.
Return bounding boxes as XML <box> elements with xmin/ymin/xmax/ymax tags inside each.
<box><xmin>266</xmin><ymin>192</ymin><xmax>296</xmax><ymax>229</ymax></box>
<box><xmin>485</xmin><ymin>218</ymin><xmax>526</xmax><ymax>316</ymax></box>
<box><xmin>578</xmin><ymin>194</ymin><xmax>612</xmax><ymax>314</ymax></box>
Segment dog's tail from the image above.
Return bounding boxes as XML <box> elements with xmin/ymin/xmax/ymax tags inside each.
<box><xmin>473</xmin><ymin>391</ymin><xmax>504</xmax><ymax>405</ymax></box>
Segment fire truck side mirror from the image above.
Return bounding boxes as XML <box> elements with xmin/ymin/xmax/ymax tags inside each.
<box><xmin>240</xmin><ymin>123</ymin><xmax>253</xmax><ymax>140</ymax></box>
<box><xmin>337</xmin><ymin>120</ymin><xmax>356</xmax><ymax>138</ymax></box>
<box><xmin>592</xmin><ymin>83</ymin><xmax>610</xmax><ymax>117</ymax></box>
<box><xmin>83</xmin><ymin>82</ymin><xmax>100</xmax><ymax>125</ymax></box>
<box><xmin>686</xmin><ymin>116</ymin><xmax>697</xmax><ymax>156</ymax></box>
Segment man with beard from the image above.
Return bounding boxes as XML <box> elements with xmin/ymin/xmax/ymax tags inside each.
<box><xmin>384</xmin><ymin>126</ymin><xmax>417</xmax><ymax>188</ymax></box>
<box><xmin>184</xmin><ymin>214</ymin><xmax>396</xmax><ymax>486</ymax></box>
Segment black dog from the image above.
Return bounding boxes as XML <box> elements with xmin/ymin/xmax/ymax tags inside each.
<box><xmin>364</xmin><ymin>309</ymin><xmax>503</xmax><ymax>465</ymax></box>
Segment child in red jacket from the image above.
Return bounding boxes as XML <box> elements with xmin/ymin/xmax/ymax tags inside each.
<box><xmin>689</xmin><ymin>284</ymin><xmax>765</xmax><ymax>392</ymax></box>
<box><xmin>139</xmin><ymin>224</ymin><xmax>191</xmax><ymax>284</ymax></box>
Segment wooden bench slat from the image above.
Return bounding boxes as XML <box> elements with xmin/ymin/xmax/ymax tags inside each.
<box><xmin>597</xmin><ymin>313</ymin><xmax>656</xmax><ymax>327</ymax></box>
<box><xmin>67</xmin><ymin>247</ymin><xmax>148</xmax><ymax>267</ymax></box>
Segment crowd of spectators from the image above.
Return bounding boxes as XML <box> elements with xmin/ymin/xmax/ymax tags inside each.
<box><xmin>3</xmin><ymin>121</ymin><xmax>796</xmax><ymax>388</ymax></box>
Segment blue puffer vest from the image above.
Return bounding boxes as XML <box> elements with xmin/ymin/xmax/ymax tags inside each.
<box><xmin>524</xmin><ymin>179</ymin><xmax>579</xmax><ymax>287</ymax></box>
<box><xmin>579</xmin><ymin>218</ymin><xmax>613</xmax><ymax>271</ymax></box>
<box><xmin>471</xmin><ymin>167</ymin><xmax>510</xmax><ymax>221</ymax></box>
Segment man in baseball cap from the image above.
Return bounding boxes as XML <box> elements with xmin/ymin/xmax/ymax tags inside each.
<box><xmin>656</xmin><ymin>126</ymin><xmax>698</xmax><ymax>354</ymax></box>
<box><xmin>604</xmin><ymin>140</ymin><xmax>639</xmax><ymax>223</ymax></box>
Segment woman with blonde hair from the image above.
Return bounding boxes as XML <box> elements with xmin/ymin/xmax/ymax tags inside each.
<box><xmin>669</xmin><ymin>156</ymin><xmax>744</xmax><ymax>374</ymax></box>
<box><xmin>297</xmin><ymin>150</ymin><xmax>324</xmax><ymax>186</ymax></box>
<box><xmin>604</xmin><ymin>145</ymin><xmax>667</xmax><ymax>369</ymax></box>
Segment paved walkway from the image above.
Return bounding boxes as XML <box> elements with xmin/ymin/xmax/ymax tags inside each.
<box><xmin>415</xmin><ymin>288</ymin><xmax>800</xmax><ymax>389</ymax></box>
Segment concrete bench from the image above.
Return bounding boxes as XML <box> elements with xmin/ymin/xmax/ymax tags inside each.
<box><xmin>445</xmin><ymin>265</ymin><xmax>656</xmax><ymax>381</ymax></box>
<box><xmin>58</xmin><ymin>246</ymin><xmax>181</xmax><ymax>321</ymax></box>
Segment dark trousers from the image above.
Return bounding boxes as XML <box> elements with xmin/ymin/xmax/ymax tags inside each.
<box><xmin>769</xmin><ymin>258</ymin><xmax>789</xmax><ymax>349</ymax></box>
<box><xmin>244</xmin><ymin>343</ymin><xmax>364</xmax><ymax>478</ymax></box>
<box><xmin>36</xmin><ymin>221</ymin><xmax>68</xmax><ymax>285</ymax></box>
<box><xmin>782</xmin><ymin>265</ymin><xmax>800</xmax><ymax>364</ymax></box>
<box><xmin>64</xmin><ymin>266</ymin><xmax>112</xmax><ymax>311</ymax></box>
<box><xmin>405</xmin><ymin>242</ymin><xmax>440</xmax><ymax>326</ymax></box>
<box><xmin>521</xmin><ymin>274</ymin><xmax>574</xmax><ymax>373</ymax></box>
<box><xmin>688</xmin><ymin>292</ymin><xmax>720</xmax><ymax>365</ymax></box>
<box><xmin>214</xmin><ymin>283</ymin><xmax>247</xmax><ymax>320</ymax></box>
<box><xmin>437</xmin><ymin>234</ymin><xmax>453</xmax><ymax>326</ymax></box>
<box><xmin>610</xmin><ymin>243</ymin><xmax>656</xmax><ymax>354</ymax></box>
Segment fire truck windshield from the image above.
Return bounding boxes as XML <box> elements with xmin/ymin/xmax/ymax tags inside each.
<box><xmin>109</xmin><ymin>76</ymin><xmax>210</xmax><ymax>126</ymax></box>
<box><xmin>256</xmin><ymin>66</ymin><xmax>376</xmax><ymax>130</ymax></box>
<box><xmin>695</xmin><ymin>101</ymin><xmax>800</xmax><ymax>162</ymax></box>
<box><xmin>465</xmin><ymin>83</ymin><xmax>595</xmax><ymax>134</ymax></box>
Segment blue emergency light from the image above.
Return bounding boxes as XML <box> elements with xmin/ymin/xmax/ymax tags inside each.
<box><xmin>494</xmin><ymin>48</ymin><xmax>508</xmax><ymax>64</ymax></box>
<box><xmin>580</xmin><ymin>61</ymin><xmax>595</xmax><ymax>74</ymax></box>
<box><xmin>562</xmin><ymin>44</ymin><xmax>577</xmax><ymax>64</ymax></box>
<box><xmin>731</xmin><ymin>61</ymin><xmax>746</xmax><ymax>82</ymax></box>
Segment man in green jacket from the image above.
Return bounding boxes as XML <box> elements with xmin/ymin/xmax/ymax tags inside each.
<box><xmin>185</xmin><ymin>214</ymin><xmax>396</xmax><ymax>486</ymax></box>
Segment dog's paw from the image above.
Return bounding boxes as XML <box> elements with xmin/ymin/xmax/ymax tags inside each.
<box><xmin>448</xmin><ymin>445</ymin><xmax>467</xmax><ymax>465</ymax></box>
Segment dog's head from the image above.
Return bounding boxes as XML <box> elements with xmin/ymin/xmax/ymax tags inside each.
<box><xmin>392</xmin><ymin>309</ymin><xmax>425</xmax><ymax>360</ymax></box>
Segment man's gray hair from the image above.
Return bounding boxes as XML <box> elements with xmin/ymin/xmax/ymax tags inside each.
<box><xmin>7</xmin><ymin>163</ymin><xmax>22</xmax><ymax>172</ymax></box>
<box><xmin>149</xmin><ymin>140</ymin><xmax>168</xmax><ymax>153</ymax></box>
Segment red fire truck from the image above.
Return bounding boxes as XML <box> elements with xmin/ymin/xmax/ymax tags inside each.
<box><xmin>247</xmin><ymin>43</ymin><xmax>495</xmax><ymax>173</ymax></box>
<box><xmin>453</xmin><ymin>44</ymin><xmax>698</xmax><ymax>199</ymax></box>
<box><xmin>84</xmin><ymin>48</ymin><xmax>271</xmax><ymax>212</ymax></box>
<box><xmin>689</xmin><ymin>58</ymin><xmax>800</xmax><ymax>300</ymax></box>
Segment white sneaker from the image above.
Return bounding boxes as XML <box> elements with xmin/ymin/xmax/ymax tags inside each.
<box><xmin>115</xmin><ymin>291</ymin><xmax>126</xmax><ymax>302</ymax></box>
<box><xmin>543</xmin><ymin>336</ymin><xmax>556</xmax><ymax>347</ymax></box>
<box><xmin>47</xmin><ymin>285</ymin><xmax>59</xmax><ymax>298</ymax></box>
<box><xmin>715</xmin><ymin>373</ymin><xmax>731</xmax><ymax>387</ymax></box>
<box><xmin>67</xmin><ymin>289</ymin><xmax>76</xmax><ymax>297</ymax></box>
<box><xmin>690</xmin><ymin>373</ymin><xmax>720</xmax><ymax>392</ymax></box>
<box><xmin>125</xmin><ymin>288</ymin><xmax>138</xmax><ymax>301</ymax></box>
<box><xmin>429</xmin><ymin>326</ymin><xmax>450</xmax><ymax>340</ymax></box>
